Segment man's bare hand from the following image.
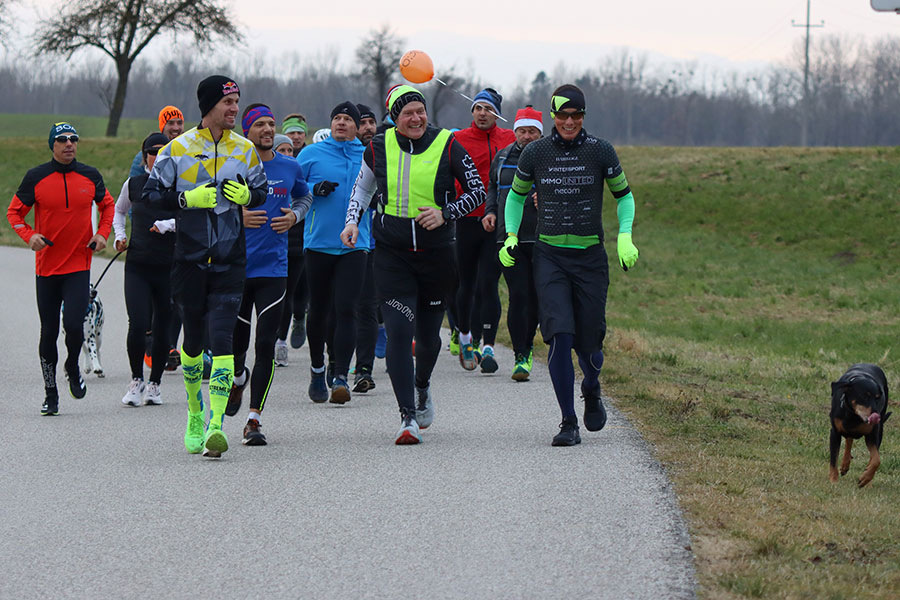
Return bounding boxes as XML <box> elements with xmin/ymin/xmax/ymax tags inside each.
<box><xmin>415</xmin><ymin>206</ymin><xmax>445</xmax><ymax>231</ymax></box>
<box><xmin>482</xmin><ymin>214</ymin><xmax>496</xmax><ymax>232</ymax></box>
<box><xmin>115</xmin><ymin>239</ymin><xmax>128</xmax><ymax>252</ymax></box>
<box><xmin>88</xmin><ymin>234</ymin><xmax>107</xmax><ymax>252</ymax></box>
<box><xmin>28</xmin><ymin>233</ymin><xmax>48</xmax><ymax>251</ymax></box>
<box><xmin>340</xmin><ymin>223</ymin><xmax>359</xmax><ymax>248</ymax></box>
<box><xmin>271</xmin><ymin>207</ymin><xmax>297</xmax><ymax>234</ymax></box>
<box><xmin>243</xmin><ymin>207</ymin><xmax>268</xmax><ymax>229</ymax></box>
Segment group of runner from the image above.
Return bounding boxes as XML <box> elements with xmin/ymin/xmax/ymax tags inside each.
<box><xmin>7</xmin><ymin>75</ymin><xmax>639</xmax><ymax>452</ymax></box>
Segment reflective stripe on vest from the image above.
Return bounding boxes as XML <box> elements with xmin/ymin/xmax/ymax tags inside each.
<box><xmin>384</xmin><ymin>128</ymin><xmax>452</xmax><ymax>218</ymax></box>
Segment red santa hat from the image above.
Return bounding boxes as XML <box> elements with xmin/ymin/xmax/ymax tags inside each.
<box><xmin>513</xmin><ymin>105</ymin><xmax>543</xmax><ymax>133</ymax></box>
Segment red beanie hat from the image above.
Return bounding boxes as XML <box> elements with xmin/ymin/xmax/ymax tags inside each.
<box><xmin>514</xmin><ymin>106</ymin><xmax>543</xmax><ymax>133</ymax></box>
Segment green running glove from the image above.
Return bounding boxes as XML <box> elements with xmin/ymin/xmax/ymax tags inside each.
<box><xmin>222</xmin><ymin>174</ymin><xmax>251</xmax><ymax>205</ymax></box>
<box><xmin>499</xmin><ymin>234</ymin><xmax>518</xmax><ymax>268</ymax></box>
<box><xmin>617</xmin><ymin>232</ymin><xmax>639</xmax><ymax>271</ymax></box>
<box><xmin>180</xmin><ymin>183</ymin><xmax>217</xmax><ymax>209</ymax></box>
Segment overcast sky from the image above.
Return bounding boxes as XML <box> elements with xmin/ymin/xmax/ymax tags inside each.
<box><xmin>14</xmin><ymin>0</ymin><xmax>900</xmax><ymax>90</ymax></box>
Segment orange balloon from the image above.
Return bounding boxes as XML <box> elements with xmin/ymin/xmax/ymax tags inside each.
<box><xmin>399</xmin><ymin>50</ymin><xmax>434</xmax><ymax>84</ymax></box>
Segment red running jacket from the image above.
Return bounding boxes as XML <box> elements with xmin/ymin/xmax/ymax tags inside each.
<box><xmin>452</xmin><ymin>122</ymin><xmax>515</xmax><ymax>217</ymax></box>
<box><xmin>7</xmin><ymin>158</ymin><xmax>115</xmax><ymax>276</ymax></box>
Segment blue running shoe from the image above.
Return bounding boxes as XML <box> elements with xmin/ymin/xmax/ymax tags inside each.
<box><xmin>375</xmin><ymin>325</ymin><xmax>387</xmax><ymax>359</ymax></box>
<box><xmin>308</xmin><ymin>368</ymin><xmax>328</xmax><ymax>403</ymax></box>
<box><xmin>459</xmin><ymin>343</ymin><xmax>479</xmax><ymax>371</ymax></box>
<box><xmin>480</xmin><ymin>346</ymin><xmax>498</xmax><ymax>374</ymax></box>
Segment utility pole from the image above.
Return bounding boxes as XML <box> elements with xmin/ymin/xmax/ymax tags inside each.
<box><xmin>792</xmin><ymin>0</ymin><xmax>824</xmax><ymax>146</ymax></box>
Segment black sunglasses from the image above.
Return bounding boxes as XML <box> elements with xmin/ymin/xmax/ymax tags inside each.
<box><xmin>55</xmin><ymin>134</ymin><xmax>79</xmax><ymax>144</ymax></box>
<box><xmin>552</xmin><ymin>111</ymin><xmax>585</xmax><ymax>121</ymax></box>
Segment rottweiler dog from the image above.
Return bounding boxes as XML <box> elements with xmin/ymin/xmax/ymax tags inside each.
<box><xmin>829</xmin><ymin>363</ymin><xmax>891</xmax><ymax>487</ymax></box>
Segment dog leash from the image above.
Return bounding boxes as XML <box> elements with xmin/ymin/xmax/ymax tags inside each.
<box><xmin>91</xmin><ymin>251</ymin><xmax>124</xmax><ymax>291</ymax></box>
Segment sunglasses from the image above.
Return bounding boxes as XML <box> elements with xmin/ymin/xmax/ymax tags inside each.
<box><xmin>552</xmin><ymin>111</ymin><xmax>585</xmax><ymax>121</ymax></box>
<box><xmin>54</xmin><ymin>135</ymin><xmax>79</xmax><ymax>144</ymax></box>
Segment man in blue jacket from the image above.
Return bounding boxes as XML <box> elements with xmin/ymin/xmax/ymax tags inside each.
<box><xmin>297</xmin><ymin>101</ymin><xmax>371</xmax><ymax>404</ymax></box>
<box><xmin>226</xmin><ymin>103</ymin><xmax>311</xmax><ymax>446</ymax></box>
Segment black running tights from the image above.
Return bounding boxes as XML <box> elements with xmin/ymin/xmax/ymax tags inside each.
<box><xmin>382</xmin><ymin>298</ymin><xmax>445</xmax><ymax>415</ymax></box>
<box><xmin>36</xmin><ymin>270</ymin><xmax>89</xmax><ymax>389</ymax></box>
<box><xmin>455</xmin><ymin>217</ymin><xmax>501</xmax><ymax>345</ymax></box>
<box><xmin>124</xmin><ymin>261</ymin><xmax>171</xmax><ymax>383</ymax></box>
<box><xmin>233</xmin><ymin>277</ymin><xmax>286</xmax><ymax>412</ymax></box>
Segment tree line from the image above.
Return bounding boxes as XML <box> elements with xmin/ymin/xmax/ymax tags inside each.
<box><xmin>2</xmin><ymin>0</ymin><xmax>900</xmax><ymax>145</ymax></box>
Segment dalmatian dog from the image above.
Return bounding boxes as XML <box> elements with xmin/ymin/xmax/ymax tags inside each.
<box><xmin>81</xmin><ymin>287</ymin><xmax>105</xmax><ymax>377</ymax></box>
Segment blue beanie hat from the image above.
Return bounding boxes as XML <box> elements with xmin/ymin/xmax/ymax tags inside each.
<box><xmin>471</xmin><ymin>88</ymin><xmax>502</xmax><ymax>116</ymax></box>
<box><xmin>49</xmin><ymin>122</ymin><xmax>77</xmax><ymax>149</ymax></box>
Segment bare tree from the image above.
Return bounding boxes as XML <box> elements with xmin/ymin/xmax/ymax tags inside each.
<box><xmin>35</xmin><ymin>0</ymin><xmax>241</xmax><ymax>137</ymax></box>
<box><xmin>355</xmin><ymin>23</ymin><xmax>404</xmax><ymax>107</ymax></box>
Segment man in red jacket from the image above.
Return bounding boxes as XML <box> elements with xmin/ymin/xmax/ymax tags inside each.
<box><xmin>7</xmin><ymin>122</ymin><xmax>115</xmax><ymax>415</ymax></box>
<box><xmin>451</xmin><ymin>88</ymin><xmax>516</xmax><ymax>373</ymax></box>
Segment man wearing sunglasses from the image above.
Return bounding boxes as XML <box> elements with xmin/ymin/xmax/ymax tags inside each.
<box><xmin>500</xmin><ymin>84</ymin><xmax>640</xmax><ymax>447</ymax></box>
<box><xmin>142</xmin><ymin>75</ymin><xmax>268</xmax><ymax>458</ymax></box>
<box><xmin>7</xmin><ymin>122</ymin><xmax>115</xmax><ymax>416</ymax></box>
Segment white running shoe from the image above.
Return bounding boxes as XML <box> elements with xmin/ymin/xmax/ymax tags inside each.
<box><xmin>274</xmin><ymin>340</ymin><xmax>289</xmax><ymax>367</ymax></box>
<box><xmin>415</xmin><ymin>385</ymin><xmax>434</xmax><ymax>429</ymax></box>
<box><xmin>122</xmin><ymin>378</ymin><xmax>145</xmax><ymax>407</ymax></box>
<box><xmin>143</xmin><ymin>381</ymin><xmax>162</xmax><ymax>405</ymax></box>
<box><xmin>395</xmin><ymin>414</ymin><xmax>422</xmax><ymax>445</ymax></box>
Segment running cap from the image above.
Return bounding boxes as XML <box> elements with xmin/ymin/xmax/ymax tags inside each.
<box><xmin>514</xmin><ymin>105</ymin><xmax>543</xmax><ymax>133</ymax></box>
<box><xmin>356</xmin><ymin>104</ymin><xmax>376</xmax><ymax>122</ymax></box>
<box><xmin>273</xmin><ymin>133</ymin><xmax>293</xmax><ymax>150</ymax></box>
<box><xmin>331</xmin><ymin>101</ymin><xmax>361</xmax><ymax>128</ymax></box>
<box><xmin>158</xmin><ymin>105</ymin><xmax>184</xmax><ymax>132</ymax></box>
<box><xmin>282</xmin><ymin>114</ymin><xmax>308</xmax><ymax>134</ymax></box>
<box><xmin>471</xmin><ymin>87</ymin><xmax>502</xmax><ymax>116</ymax></box>
<box><xmin>241</xmin><ymin>103</ymin><xmax>275</xmax><ymax>136</ymax></box>
<box><xmin>197</xmin><ymin>75</ymin><xmax>240</xmax><ymax>117</ymax></box>
<box><xmin>48</xmin><ymin>122</ymin><xmax>77</xmax><ymax>149</ymax></box>
<box><xmin>385</xmin><ymin>84</ymin><xmax>426</xmax><ymax>121</ymax></box>
<box><xmin>142</xmin><ymin>132</ymin><xmax>169</xmax><ymax>155</ymax></box>
<box><xmin>551</xmin><ymin>84</ymin><xmax>586</xmax><ymax>113</ymax></box>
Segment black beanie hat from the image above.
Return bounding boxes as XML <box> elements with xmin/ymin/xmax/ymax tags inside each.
<box><xmin>551</xmin><ymin>84</ymin><xmax>586</xmax><ymax>113</ymax></box>
<box><xmin>331</xmin><ymin>101</ymin><xmax>361</xmax><ymax>128</ymax></box>
<box><xmin>197</xmin><ymin>75</ymin><xmax>240</xmax><ymax>117</ymax></box>
<box><xmin>356</xmin><ymin>104</ymin><xmax>376</xmax><ymax>122</ymax></box>
<box><xmin>142</xmin><ymin>132</ymin><xmax>169</xmax><ymax>155</ymax></box>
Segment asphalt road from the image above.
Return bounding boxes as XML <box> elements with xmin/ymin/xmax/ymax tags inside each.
<box><xmin>0</xmin><ymin>245</ymin><xmax>695</xmax><ymax>599</ymax></box>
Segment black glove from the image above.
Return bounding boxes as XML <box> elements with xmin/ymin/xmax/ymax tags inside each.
<box><xmin>313</xmin><ymin>180</ymin><xmax>339</xmax><ymax>197</ymax></box>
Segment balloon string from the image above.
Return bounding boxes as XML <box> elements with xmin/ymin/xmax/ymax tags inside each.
<box><xmin>433</xmin><ymin>77</ymin><xmax>509</xmax><ymax>122</ymax></box>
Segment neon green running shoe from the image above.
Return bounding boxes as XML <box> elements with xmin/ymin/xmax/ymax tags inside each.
<box><xmin>511</xmin><ymin>352</ymin><xmax>531</xmax><ymax>382</ymax></box>
<box><xmin>525</xmin><ymin>348</ymin><xmax>534</xmax><ymax>372</ymax></box>
<box><xmin>202</xmin><ymin>423</ymin><xmax>229</xmax><ymax>458</ymax></box>
<box><xmin>449</xmin><ymin>329</ymin><xmax>460</xmax><ymax>356</ymax></box>
<box><xmin>184</xmin><ymin>412</ymin><xmax>206</xmax><ymax>454</ymax></box>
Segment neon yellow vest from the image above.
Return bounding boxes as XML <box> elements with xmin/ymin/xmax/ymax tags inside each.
<box><xmin>384</xmin><ymin>128</ymin><xmax>452</xmax><ymax>218</ymax></box>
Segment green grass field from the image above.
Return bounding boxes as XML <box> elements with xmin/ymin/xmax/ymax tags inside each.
<box><xmin>0</xmin><ymin>113</ymin><xmax>158</xmax><ymax>139</ymax></box>
<box><xmin>1</xmin><ymin>135</ymin><xmax>899</xmax><ymax>598</ymax></box>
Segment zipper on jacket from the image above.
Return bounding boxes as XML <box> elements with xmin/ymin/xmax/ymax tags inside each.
<box><xmin>411</xmin><ymin>219</ymin><xmax>417</xmax><ymax>251</ymax></box>
<box><xmin>63</xmin><ymin>172</ymin><xmax>69</xmax><ymax>208</ymax></box>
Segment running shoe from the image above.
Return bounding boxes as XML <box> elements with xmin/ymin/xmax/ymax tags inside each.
<box><xmin>274</xmin><ymin>340</ymin><xmax>288</xmax><ymax>367</ymax></box>
<box><xmin>448</xmin><ymin>328</ymin><xmax>460</xmax><ymax>356</ymax></box>
<box><xmin>552</xmin><ymin>416</ymin><xmax>582</xmax><ymax>447</ymax></box>
<box><xmin>375</xmin><ymin>325</ymin><xmax>387</xmax><ymax>358</ymax></box>
<box><xmin>184</xmin><ymin>411</ymin><xmax>206</xmax><ymax>454</ymax></box>
<box><xmin>242</xmin><ymin>418</ymin><xmax>267</xmax><ymax>446</ymax></box>
<box><xmin>415</xmin><ymin>385</ymin><xmax>434</xmax><ymax>429</ymax></box>
<box><xmin>202</xmin><ymin>423</ymin><xmax>228</xmax><ymax>458</ymax></box>
<box><xmin>41</xmin><ymin>392</ymin><xmax>59</xmax><ymax>416</ymax></box>
<box><xmin>526</xmin><ymin>348</ymin><xmax>534</xmax><ymax>372</ymax></box>
<box><xmin>290</xmin><ymin>316</ymin><xmax>306</xmax><ymax>349</ymax></box>
<box><xmin>352</xmin><ymin>368</ymin><xmax>375</xmax><ymax>393</ymax></box>
<box><xmin>225</xmin><ymin>367</ymin><xmax>249</xmax><ymax>417</ymax></box>
<box><xmin>330</xmin><ymin>375</ymin><xmax>351</xmax><ymax>404</ymax></box>
<box><xmin>165</xmin><ymin>348</ymin><xmax>181</xmax><ymax>371</ymax></box>
<box><xmin>480</xmin><ymin>346</ymin><xmax>498</xmax><ymax>374</ymax></box>
<box><xmin>144</xmin><ymin>381</ymin><xmax>163</xmax><ymax>405</ymax></box>
<box><xmin>395</xmin><ymin>413</ymin><xmax>421</xmax><ymax>445</ymax></box>
<box><xmin>65</xmin><ymin>369</ymin><xmax>87</xmax><ymax>399</ymax></box>
<box><xmin>122</xmin><ymin>378</ymin><xmax>145</xmax><ymax>407</ymax></box>
<box><xmin>511</xmin><ymin>353</ymin><xmax>531</xmax><ymax>382</ymax></box>
<box><xmin>308</xmin><ymin>368</ymin><xmax>328</xmax><ymax>403</ymax></box>
<box><xmin>459</xmin><ymin>343</ymin><xmax>480</xmax><ymax>371</ymax></box>
<box><xmin>582</xmin><ymin>380</ymin><xmax>607</xmax><ymax>432</ymax></box>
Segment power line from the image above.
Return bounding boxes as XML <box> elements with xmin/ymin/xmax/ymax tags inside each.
<box><xmin>793</xmin><ymin>0</ymin><xmax>825</xmax><ymax>146</ymax></box>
